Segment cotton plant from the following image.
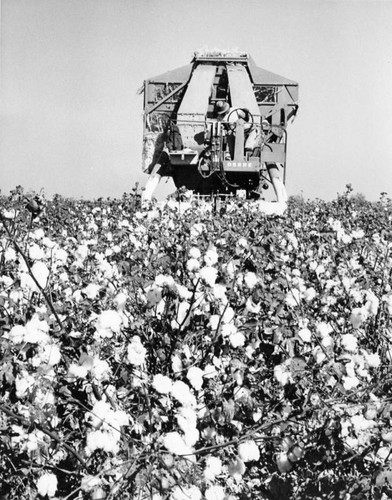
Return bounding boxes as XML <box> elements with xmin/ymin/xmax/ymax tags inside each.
<box><xmin>2</xmin><ymin>188</ymin><xmax>392</xmax><ymax>498</ymax></box>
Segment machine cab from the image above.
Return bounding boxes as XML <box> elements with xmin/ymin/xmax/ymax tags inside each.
<box><xmin>141</xmin><ymin>50</ymin><xmax>298</xmax><ymax>197</ymax></box>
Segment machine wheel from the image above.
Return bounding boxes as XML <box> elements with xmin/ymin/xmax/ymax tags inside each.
<box><xmin>226</xmin><ymin>108</ymin><xmax>255</xmax><ymax>131</ymax></box>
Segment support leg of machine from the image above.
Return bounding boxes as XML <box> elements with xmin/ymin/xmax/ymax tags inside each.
<box><xmin>256</xmin><ymin>164</ymin><xmax>288</xmax><ymax>215</ymax></box>
<box><xmin>142</xmin><ymin>171</ymin><xmax>161</xmax><ymax>203</ymax></box>
<box><xmin>271</xmin><ymin>177</ymin><xmax>288</xmax><ymax>203</ymax></box>
<box><xmin>267</xmin><ymin>164</ymin><xmax>287</xmax><ymax>203</ymax></box>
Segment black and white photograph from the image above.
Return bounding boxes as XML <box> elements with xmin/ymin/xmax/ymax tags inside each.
<box><xmin>1</xmin><ymin>0</ymin><xmax>392</xmax><ymax>498</ymax></box>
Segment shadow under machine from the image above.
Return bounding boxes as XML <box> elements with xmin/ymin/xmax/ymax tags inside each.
<box><xmin>141</xmin><ymin>50</ymin><xmax>298</xmax><ymax>197</ymax></box>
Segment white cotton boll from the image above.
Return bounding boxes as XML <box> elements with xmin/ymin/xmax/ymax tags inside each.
<box><xmin>171</xmin><ymin>354</ymin><xmax>183</xmax><ymax>375</ymax></box>
<box><xmin>341</xmin><ymin>333</ymin><xmax>358</xmax><ymax>352</ymax></box>
<box><xmin>183</xmin><ymin>427</ymin><xmax>199</xmax><ymax>447</ymax></box>
<box><xmin>42</xmin><ymin>237</ymin><xmax>57</xmax><ymax>249</ymax></box>
<box><xmin>351</xmin><ymin>229</ymin><xmax>365</xmax><ymax>239</ymax></box>
<box><xmin>321</xmin><ymin>335</ymin><xmax>334</xmax><ymax>349</ymax></box>
<box><xmin>351</xmin><ymin>414</ymin><xmax>376</xmax><ymax>432</ymax></box>
<box><xmin>285</xmin><ymin>289</ymin><xmax>302</xmax><ymax>307</ymax></box>
<box><xmin>365</xmin><ymin>290</ymin><xmax>379</xmax><ymax>316</ymax></box>
<box><xmin>41</xmin><ymin>344</ymin><xmax>61</xmax><ymax>366</ymax></box>
<box><xmin>31</xmin><ymin>261</ymin><xmax>50</xmax><ymax>290</ymax></box>
<box><xmin>274</xmin><ymin>364</ymin><xmax>292</xmax><ymax>386</ymax></box>
<box><xmin>171</xmin><ymin>381</ymin><xmax>196</xmax><ymax>407</ymax></box>
<box><xmin>83</xmin><ymin>283</ymin><xmax>101</xmax><ymax>300</ymax></box>
<box><xmin>32</xmin><ymin>228</ymin><xmax>45</xmax><ymax>240</ymax></box>
<box><xmin>189</xmin><ymin>247</ymin><xmax>201</xmax><ymax>259</ymax></box>
<box><xmin>237</xmin><ymin>237</ymin><xmax>248</xmax><ymax>248</ymax></box>
<box><xmin>345</xmin><ymin>360</ymin><xmax>356</xmax><ymax>378</ymax></box>
<box><xmin>213</xmin><ymin>283</ymin><xmax>227</xmax><ymax>302</ymax></box>
<box><xmin>238</xmin><ymin>440</ymin><xmax>260</xmax><ymax>462</ymax></box>
<box><xmin>114</xmin><ymin>291</ymin><xmax>128</xmax><ymax>311</ymax></box>
<box><xmin>9</xmin><ymin>289</ymin><xmax>23</xmax><ymax>304</ymax></box>
<box><xmin>85</xmin><ymin>430</ymin><xmax>119</xmax><ymax>455</ymax></box>
<box><xmin>203</xmin><ymin>364</ymin><xmax>218</xmax><ymax>379</ymax></box>
<box><xmin>25</xmin><ymin>432</ymin><xmax>40</xmax><ymax>452</ymax></box>
<box><xmin>36</xmin><ymin>473</ymin><xmax>58</xmax><ymax>498</ymax></box>
<box><xmin>72</xmin><ymin>290</ymin><xmax>83</xmax><ymax>303</ymax></box>
<box><xmin>316</xmin><ymin>322</ymin><xmax>333</xmax><ymax>338</ymax></box>
<box><xmin>377</xmin><ymin>447</ymin><xmax>391</xmax><ymax>461</ymax></box>
<box><xmin>98</xmin><ymin>259</ymin><xmax>114</xmax><ymax>279</ymax></box>
<box><xmin>205</xmin><ymin>485</ymin><xmax>225</xmax><ymax>500</ymax></box>
<box><xmin>127</xmin><ymin>336</ymin><xmax>147</xmax><ymax>366</ymax></box>
<box><xmin>209</xmin><ymin>314</ymin><xmax>220</xmax><ymax>331</ymax></box>
<box><xmin>204</xmin><ymin>247</ymin><xmax>218</xmax><ymax>266</ymax></box>
<box><xmin>204</xmin><ymin>456</ymin><xmax>222</xmax><ymax>481</ymax></box>
<box><xmin>349</xmin><ymin>307</ymin><xmax>368</xmax><ymax>328</ymax></box>
<box><xmin>364</xmin><ymin>351</ymin><xmax>381</xmax><ymax>368</ymax></box>
<box><xmin>225</xmin><ymin>260</ymin><xmax>237</xmax><ymax>279</ymax></box>
<box><xmin>15</xmin><ymin>372</ymin><xmax>35</xmax><ymax>398</ymax></box>
<box><xmin>152</xmin><ymin>374</ymin><xmax>173</xmax><ymax>394</ymax></box>
<box><xmin>304</xmin><ymin>287</ymin><xmax>317</xmax><ymax>302</ymax></box>
<box><xmin>88</xmin><ymin>400</ymin><xmax>112</xmax><ymax>429</ymax></box>
<box><xmin>4</xmin><ymin>247</ymin><xmax>17</xmax><ymax>262</ymax></box>
<box><xmin>54</xmin><ymin>248</ymin><xmax>68</xmax><ymax>265</ymax></box>
<box><xmin>109</xmin><ymin>410</ymin><xmax>129</xmax><ymax>434</ymax></box>
<box><xmin>244</xmin><ymin>272</ymin><xmax>258</xmax><ymax>289</ymax></box>
<box><xmin>384</xmin><ymin>294</ymin><xmax>392</xmax><ymax>315</ymax></box>
<box><xmin>173</xmin><ymin>301</ymin><xmax>191</xmax><ymax>330</ymax></box>
<box><xmin>297</xmin><ymin>328</ymin><xmax>312</xmax><ymax>343</ymax></box>
<box><xmin>221</xmin><ymin>323</ymin><xmax>237</xmax><ymax>338</ymax></box>
<box><xmin>8</xmin><ymin>325</ymin><xmax>27</xmax><ymax>344</ymax></box>
<box><xmin>221</xmin><ymin>306</ymin><xmax>235</xmax><ymax>324</ymax></box>
<box><xmin>155</xmin><ymin>274</ymin><xmax>176</xmax><ymax>289</ymax></box>
<box><xmin>59</xmin><ymin>271</ymin><xmax>69</xmax><ymax>283</ymax></box>
<box><xmin>177</xmin><ymin>407</ymin><xmax>197</xmax><ymax>433</ymax></box>
<box><xmin>69</xmin><ymin>330</ymin><xmax>82</xmax><ymax>338</ymax></box>
<box><xmin>67</xmin><ymin>363</ymin><xmax>89</xmax><ymax>380</ymax></box>
<box><xmin>28</xmin><ymin>243</ymin><xmax>45</xmax><ymax>261</ymax></box>
<box><xmin>187</xmin><ymin>366</ymin><xmax>204</xmax><ymax>391</ymax></box>
<box><xmin>75</xmin><ymin>244</ymin><xmax>89</xmax><ymax>261</ymax></box>
<box><xmin>229</xmin><ymin>330</ymin><xmax>245</xmax><ymax>348</ymax></box>
<box><xmin>343</xmin><ymin>375</ymin><xmax>360</xmax><ymax>390</ymax></box>
<box><xmin>190</xmin><ymin>223</ymin><xmax>205</xmax><ymax>239</ymax></box>
<box><xmin>95</xmin><ymin>310</ymin><xmax>122</xmax><ymax>338</ymax></box>
<box><xmin>199</xmin><ymin>266</ymin><xmax>218</xmax><ymax>287</ymax></box>
<box><xmin>91</xmin><ymin>358</ymin><xmax>111</xmax><ymax>381</ymax></box>
<box><xmin>186</xmin><ymin>258</ymin><xmax>200</xmax><ymax>272</ymax></box>
<box><xmin>163</xmin><ymin>432</ymin><xmax>193</xmax><ymax>457</ymax></box>
<box><xmin>171</xmin><ymin>485</ymin><xmax>201</xmax><ymax>500</ymax></box>
<box><xmin>24</xmin><ymin>316</ymin><xmax>50</xmax><ymax>344</ymax></box>
<box><xmin>176</xmin><ymin>285</ymin><xmax>193</xmax><ymax>301</ymax></box>
<box><xmin>81</xmin><ymin>475</ymin><xmax>102</xmax><ymax>492</ymax></box>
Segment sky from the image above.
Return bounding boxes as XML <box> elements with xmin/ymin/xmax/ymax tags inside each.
<box><xmin>1</xmin><ymin>0</ymin><xmax>392</xmax><ymax>201</ymax></box>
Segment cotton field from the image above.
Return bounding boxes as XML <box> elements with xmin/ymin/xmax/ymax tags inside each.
<box><xmin>1</xmin><ymin>186</ymin><xmax>392</xmax><ymax>500</ymax></box>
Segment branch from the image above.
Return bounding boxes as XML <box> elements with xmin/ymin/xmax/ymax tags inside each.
<box><xmin>0</xmin><ymin>403</ymin><xmax>87</xmax><ymax>469</ymax></box>
<box><xmin>0</xmin><ymin>213</ymin><xmax>64</xmax><ymax>333</ymax></box>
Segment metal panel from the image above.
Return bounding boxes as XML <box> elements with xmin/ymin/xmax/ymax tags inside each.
<box><xmin>147</xmin><ymin>64</ymin><xmax>193</xmax><ymax>84</ymax></box>
<box><xmin>177</xmin><ymin>64</ymin><xmax>216</xmax><ymax>115</ymax></box>
<box><xmin>226</xmin><ymin>65</ymin><xmax>260</xmax><ymax>117</ymax></box>
<box><xmin>248</xmin><ymin>57</ymin><xmax>298</xmax><ymax>86</ymax></box>
<box><xmin>176</xmin><ymin>64</ymin><xmax>216</xmax><ymax>150</ymax></box>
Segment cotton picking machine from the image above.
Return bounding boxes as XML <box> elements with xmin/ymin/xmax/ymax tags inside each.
<box><xmin>140</xmin><ymin>50</ymin><xmax>298</xmax><ymax>202</ymax></box>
